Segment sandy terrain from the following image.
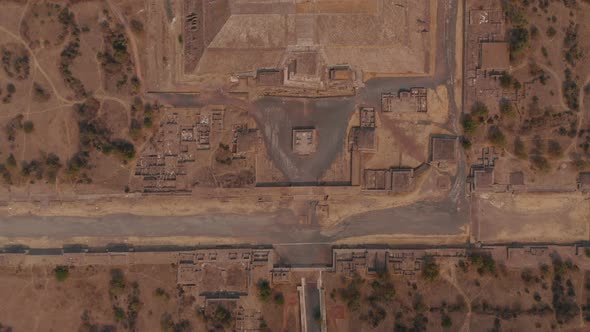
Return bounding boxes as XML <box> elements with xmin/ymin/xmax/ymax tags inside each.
<box><xmin>474</xmin><ymin>192</ymin><xmax>590</xmax><ymax>243</ymax></box>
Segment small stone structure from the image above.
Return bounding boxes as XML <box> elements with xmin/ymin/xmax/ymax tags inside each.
<box><xmin>381</xmin><ymin>87</ymin><xmax>427</xmax><ymax>113</ymax></box>
<box><xmin>292</xmin><ymin>128</ymin><xmax>317</xmax><ymax>155</ymax></box>
<box><xmin>430</xmin><ymin>136</ymin><xmax>458</xmax><ymax>162</ymax></box>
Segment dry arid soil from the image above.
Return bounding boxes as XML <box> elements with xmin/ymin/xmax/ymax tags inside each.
<box><xmin>0</xmin><ymin>0</ymin><xmax>589</xmax><ymax>331</ymax></box>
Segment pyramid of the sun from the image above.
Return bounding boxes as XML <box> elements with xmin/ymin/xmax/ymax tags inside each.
<box><xmin>182</xmin><ymin>0</ymin><xmax>434</xmax><ymax>77</ymax></box>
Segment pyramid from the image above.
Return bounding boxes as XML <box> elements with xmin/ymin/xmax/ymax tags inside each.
<box><xmin>182</xmin><ymin>0</ymin><xmax>432</xmax><ymax>76</ymax></box>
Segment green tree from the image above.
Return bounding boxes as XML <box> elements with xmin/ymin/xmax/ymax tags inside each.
<box><xmin>499</xmin><ymin>72</ymin><xmax>514</xmax><ymax>89</ymax></box>
<box><xmin>530</xmin><ymin>155</ymin><xmax>551</xmax><ymax>172</ymax></box>
<box><xmin>499</xmin><ymin>99</ymin><xmax>515</xmax><ymax>117</ymax></box>
<box><xmin>110</xmin><ymin>139</ymin><xmax>135</xmax><ymax>160</ymax></box>
<box><xmin>471</xmin><ymin>101</ymin><xmax>489</xmax><ymax>118</ymax></box>
<box><xmin>487</xmin><ymin>126</ymin><xmax>506</xmax><ymax>147</ymax></box>
<box><xmin>422</xmin><ymin>257</ymin><xmax>439</xmax><ymax>281</ymax></box>
<box><xmin>130</xmin><ymin>19</ymin><xmax>144</xmax><ymax>33</ymax></box>
<box><xmin>109</xmin><ymin>268</ymin><xmax>126</xmax><ymax>296</ymax></box>
<box><xmin>514</xmin><ymin>137</ymin><xmax>527</xmax><ymax>159</ymax></box>
<box><xmin>212</xmin><ymin>305</ymin><xmax>232</xmax><ymax>326</ymax></box>
<box><xmin>54</xmin><ymin>265</ymin><xmax>69</xmax><ymax>282</ymax></box>
<box><xmin>441</xmin><ymin>313</ymin><xmax>452</xmax><ymax>328</ymax></box>
<box><xmin>257</xmin><ymin>279</ymin><xmax>272</xmax><ymax>302</ymax></box>
<box><xmin>274</xmin><ymin>292</ymin><xmax>285</xmax><ymax>305</ymax></box>
<box><xmin>547</xmin><ymin>140</ymin><xmax>563</xmax><ymax>158</ymax></box>
<box><xmin>23</xmin><ymin>120</ymin><xmax>34</xmax><ymax>133</ymax></box>
<box><xmin>462</xmin><ymin>114</ymin><xmax>478</xmax><ymax>134</ymax></box>
<box><xmin>113</xmin><ymin>306</ymin><xmax>125</xmax><ymax>322</ymax></box>
<box><xmin>154</xmin><ymin>287</ymin><xmax>169</xmax><ymax>299</ymax></box>
<box><xmin>6</xmin><ymin>83</ymin><xmax>15</xmax><ymax>94</ymax></box>
<box><xmin>6</xmin><ymin>153</ymin><xmax>16</xmax><ymax>168</ymax></box>
<box><xmin>509</xmin><ymin>28</ymin><xmax>529</xmax><ymax>58</ymax></box>
<box><xmin>338</xmin><ymin>274</ymin><xmax>363</xmax><ymax>311</ymax></box>
<box><xmin>469</xmin><ymin>253</ymin><xmax>496</xmax><ymax>275</ymax></box>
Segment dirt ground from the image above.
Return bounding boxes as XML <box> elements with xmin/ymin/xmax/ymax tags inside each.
<box><xmin>0</xmin><ymin>263</ymin><xmax>205</xmax><ymax>332</ymax></box>
<box><xmin>2</xmin><ymin>246</ymin><xmax>590</xmax><ymax>331</ymax></box>
<box><xmin>463</xmin><ymin>0</ymin><xmax>590</xmax><ymax>187</ymax></box>
<box><xmin>473</xmin><ymin>192</ymin><xmax>590</xmax><ymax>243</ymax></box>
<box><xmin>0</xmin><ymin>0</ymin><xmax>475</xmax><ymax>250</ymax></box>
<box><xmin>322</xmin><ymin>250</ymin><xmax>590</xmax><ymax>331</ymax></box>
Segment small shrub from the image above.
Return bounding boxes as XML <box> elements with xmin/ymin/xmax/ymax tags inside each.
<box><xmin>23</xmin><ymin>121</ymin><xmax>34</xmax><ymax>133</ymax></box>
<box><xmin>499</xmin><ymin>72</ymin><xmax>514</xmax><ymax>89</ymax></box>
<box><xmin>130</xmin><ymin>19</ymin><xmax>144</xmax><ymax>33</ymax></box>
<box><xmin>33</xmin><ymin>82</ymin><xmax>50</xmax><ymax>101</ymax></box>
<box><xmin>369</xmin><ymin>273</ymin><xmax>396</xmax><ymax>303</ymax></box>
<box><xmin>54</xmin><ymin>265</ymin><xmax>69</xmax><ymax>281</ymax></box>
<box><xmin>6</xmin><ymin>153</ymin><xmax>16</xmax><ymax>168</ymax></box>
<box><xmin>529</xmin><ymin>25</ymin><xmax>539</xmax><ymax>39</ymax></box>
<box><xmin>469</xmin><ymin>253</ymin><xmax>496</xmax><ymax>275</ymax></box>
<box><xmin>211</xmin><ymin>305</ymin><xmax>232</xmax><ymax>326</ymax></box>
<box><xmin>154</xmin><ymin>287</ymin><xmax>169</xmax><ymax>299</ymax></box>
<box><xmin>45</xmin><ymin>153</ymin><xmax>62</xmax><ymax>183</ymax></box>
<box><xmin>514</xmin><ymin>137</ymin><xmax>527</xmax><ymax>159</ymax></box>
<box><xmin>109</xmin><ymin>268</ymin><xmax>126</xmax><ymax>296</ymax></box>
<box><xmin>563</xmin><ymin>68</ymin><xmax>579</xmax><ymax>111</ymax></box>
<box><xmin>338</xmin><ymin>274</ymin><xmax>363</xmax><ymax>311</ymax></box>
<box><xmin>257</xmin><ymin>279</ymin><xmax>272</xmax><ymax>302</ymax></box>
<box><xmin>110</xmin><ymin>139</ymin><xmax>135</xmax><ymax>160</ymax></box>
<box><xmin>471</xmin><ymin>101</ymin><xmax>489</xmax><ymax>118</ymax></box>
<box><xmin>0</xmin><ymin>164</ymin><xmax>12</xmax><ymax>184</ymax></box>
<box><xmin>504</xmin><ymin>3</ymin><xmax>527</xmax><ymax>26</ymax></box>
<box><xmin>367</xmin><ymin>306</ymin><xmax>386</xmax><ymax>327</ymax></box>
<box><xmin>458</xmin><ymin>260</ymin><xmax>468</xmax><ymax>273</ymax></box>
<box><xmin>143</xmin><ymin>116</ymin><xmax>153</xmax><ymax>128</ymax></box>
<box><xmin>422</xmin><ymin>256</ymin><xmax>439</xmax><ymax>281</ymax></box>
<box><xmin>161</xmin><ymin>312</ymin><xmax>175</xmax><ymax>331</ymax></box>
<box><xmin>274</xmin><ymin>292</ymin><xmax>285</xmax><ymax>305</ymax></box>
<box><xmin>129</xmin><ymin>118</ymin><xmax>142</xmax><ymax>140</ymax></box>
<box><xmin>499</xmin><ymin>99</ymin><xmax>515</xmax><ymax>117</ymax></box>
<box><xmin>462</xmin><ymin>137</ymin><xmax>472</xmax><ymax>149</ymax></box>
<box><xmin>508</xmin><ymin>28</ymin><xmax>529</xmax><ymax>58</ymax></box>
<box><xmin>130</xmin><ymin>76</ymin><xmax>140</xmax><ymax>94</ymax></box>
<box><xmin>530</xmin><ymin>155</ymin><xmax>551</xmax><ymax>173</ymax></box>
<box><xmin>487</xmin><ymin>126</ymin><xmax>506</xmax><ymax>147</ymax></box>
<box><xmin>547</xmin><ymin>140</ymin><xmax>563</xmax><ymax>158</ymax></box>
<box><xmin>113</xmin><ymin>306</ymin><xmax>125</xmax><ymax>322</ymax></box>
<box><xmin>521</xmin><ymin>269</ymin><xmax>534</xmax><ymax>283</ymax></box>
<box><xmin>462</xmin><ymin>114</ymin><xmax>478</xmax><ymax>134</ymax></box>
<box><xmin>441</xmin><ymin>313</ymin><xmax>452</xmax><ymax>328</ymax></box>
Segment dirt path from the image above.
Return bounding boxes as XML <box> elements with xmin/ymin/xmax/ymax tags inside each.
<box><xmin>32</xmin><ymin>269</ymin><xmax>49</xmax><ymax>332</ymax></box>
<box><xmin>20</xmin><ymin>65</ymin><xmax>37</xmax><ymax>161</ymax></box>
<box><xmin>0</xmin><ymin>25</ymin><xmax>79</xmax><ymax>105</ymax></box>
<box><xmin>536</xmin><ymin>62</ymin><xmax>569</xmax><ymax>111</ymax></box>
<box><xmin>0</xmin><ymin>104</ymin><xmax>71</xmax><ymax>119</ymax></box>
<box><xmin>17</xmin><ymin>0</ymin><xmax>31</xmax><ymax>32</ymax></box>
<box><xmin>95</xmin><ymin>94</ymin><xmax>130</xmax><ymax>111</ymax></box>
<box><xmin>440</xmin><ymin>261</ymin><xmax>471</xmax><ymax>332</ymax></box>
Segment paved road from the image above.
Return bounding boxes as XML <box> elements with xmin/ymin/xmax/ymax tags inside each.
<box><xmin>0</xmin><ymin>198</ymin><xmax>465</xmax><ymax>245</ymax></box>
<box><xmin>0</xmin><ymin>0</ymin><xmax>466</xmax><ymax>246</ymax></box>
